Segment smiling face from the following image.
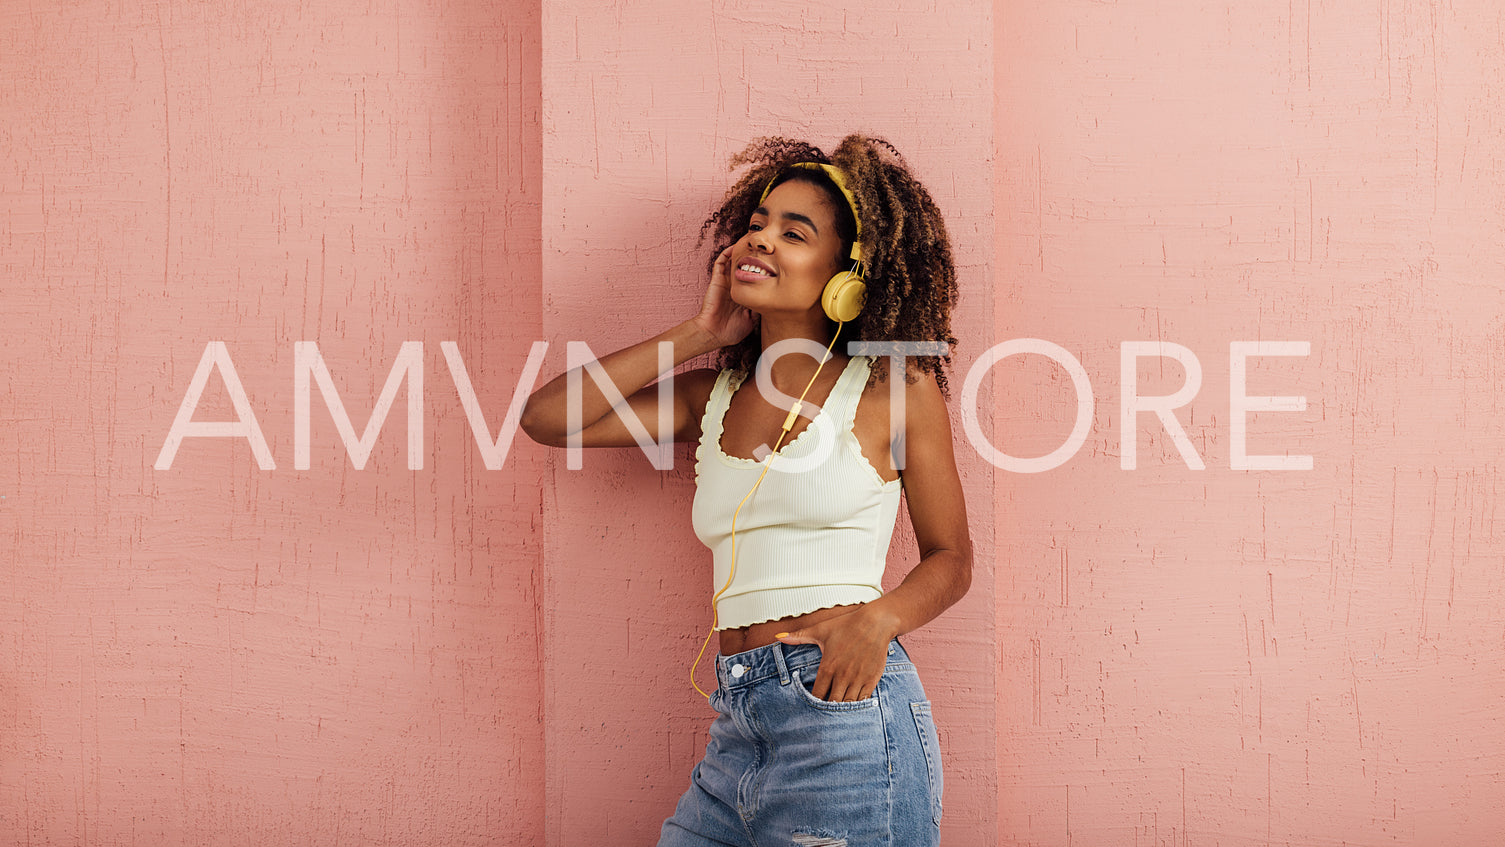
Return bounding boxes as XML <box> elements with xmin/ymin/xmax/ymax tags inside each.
<box><xmin>728</xmin><ymin>178</ymin><xmax>848</xmax><ymax>320</ymax></box>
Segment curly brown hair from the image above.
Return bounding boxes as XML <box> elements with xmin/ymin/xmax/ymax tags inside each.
<box><xmin>699</xmin><ymin>134</ymin><xmax>960</xmax><ymax>396</ymax></box>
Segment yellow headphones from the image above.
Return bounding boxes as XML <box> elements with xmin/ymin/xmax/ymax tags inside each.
<box><xmin>689</xmin><ymin>162</ymin><xmax>868</xmax><ymax>699</ymax></box>
<box><xmin>757</xmin><ymin>162</ymin><xmax>867</xmax><ymax>324</ymax></box>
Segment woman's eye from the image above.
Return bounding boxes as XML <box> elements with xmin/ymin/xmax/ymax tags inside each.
<box><xmin>746</xmin><ymin>223</ymin><xmax>763</xmax><ymax>233</ymax></box>
<box><xmin>784</xmin><ymin>231</ymin><xmax>804</xmax><ymax>242</ymax></box>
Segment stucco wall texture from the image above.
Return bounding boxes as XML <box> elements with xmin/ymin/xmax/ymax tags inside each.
<box><xmin>996</xmin><ymin>1</ymin><xmax>1505</xmax><ymax>844</ymax></box>
<box><xmin>3</xmin><ymin>0</ymin><xmax>1503</xmax><ymax>845</ymax></box>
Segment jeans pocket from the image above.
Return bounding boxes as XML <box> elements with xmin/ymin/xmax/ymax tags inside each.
<box><xmin>793</xmin><ymin>667</ymin><xmax>880</xmax><ymax>712</ymax></box>
<box><xmin>910</xmin><ymin>701</ymin><xmax>944</xmax><ymax>824</ymax></box>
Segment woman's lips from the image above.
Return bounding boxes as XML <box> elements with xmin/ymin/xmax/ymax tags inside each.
<box><xmin>733</xmin><ymin>256</ymin><xmax>776</xmax><ymax>283</ymax></box>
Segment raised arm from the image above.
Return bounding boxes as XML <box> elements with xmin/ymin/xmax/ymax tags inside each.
<box><xmin>519</xmin><ymin>246</ymin><xmax>756</xmax><ymax>448</ymax></box>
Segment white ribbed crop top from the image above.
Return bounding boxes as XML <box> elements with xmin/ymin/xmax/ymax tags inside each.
<box><xmin>692</xmin><ymin>355</ymin><xmax>903</xmax><ymax>631</ymax></box>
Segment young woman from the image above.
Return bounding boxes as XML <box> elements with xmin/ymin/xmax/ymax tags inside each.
<box><xmin>520</xmin><ymin>134</ymin><xmax>971</xmax><ymax>846</ymax></box>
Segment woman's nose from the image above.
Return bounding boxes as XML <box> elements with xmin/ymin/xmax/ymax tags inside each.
<box><xmin>748</xmin><ymin>229</ymin><xmax>773</xmax><ymax>251</ymax></box>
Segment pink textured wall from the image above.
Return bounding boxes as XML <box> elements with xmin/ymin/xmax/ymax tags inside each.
<box><xmin>996</xmin><ymin>0</ymin><xmax>1505</xmax><ymax>844</ymax></box>
<box><xmin>5</xmin><ymin>0</ymin><xmax>1505</xmax><ymax>844</ymax></box>
<box><xmin>1</xmin><ymin>1</ymin><xmax>543</xmax><ymax>844</ymax></box>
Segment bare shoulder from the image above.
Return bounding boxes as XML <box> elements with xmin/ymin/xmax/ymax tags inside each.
<box><xmin>853</xmin><ymin>359</ymin><xmax>951</xmax><ymax>482</ymax></box>
<box><xmin>902</xmin><ymin>361</ymin><xmax>947</xmax><ymax>413</ymax></box>
<box><xmin>856</xmin><ymin>358</ymin><xmax>948</xmax><ymax>421</ymax></box>
<box><xmin>676</xmin><ymin>367</ymin><xmax>721</xmax><ymax>411</ymax></box>
<box><xmin>675</xmin><ymin>366</ymin><xmax>723</xmax><ymax>440</ymax></box>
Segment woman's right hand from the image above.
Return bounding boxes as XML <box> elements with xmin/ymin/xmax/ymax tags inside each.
<box><xmin>691</xmin><ymin>245</ymin><xmax>758</xmax><ymax>349</ymax></box>
<box><xmin>522</xmin><ymin>246</ymin><xmax>751</xmax><ymax>449</ymax></box>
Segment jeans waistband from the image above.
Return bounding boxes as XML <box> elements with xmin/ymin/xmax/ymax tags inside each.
<box><xmin>715</xmin><ymin>638</ymin><xmax>909</xmax><ymax>690</ymax></box>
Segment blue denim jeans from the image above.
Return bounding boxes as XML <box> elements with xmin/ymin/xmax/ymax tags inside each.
<box><xmin>658</xmin><ymin>639</ymin><xmax>943</xmax><ymax>847</ymax></box>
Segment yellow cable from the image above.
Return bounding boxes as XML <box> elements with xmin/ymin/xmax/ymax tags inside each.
<box><xmin>691</xmin><ymin>323</ymin><xmax>845</xmax><ymax>699</ymax></box>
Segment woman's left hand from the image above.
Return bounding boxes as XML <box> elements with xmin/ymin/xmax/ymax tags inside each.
<box><xmin>775</xmin><ymin>605</ymin><xmax>898</xmax><ymax>702</ymax></box>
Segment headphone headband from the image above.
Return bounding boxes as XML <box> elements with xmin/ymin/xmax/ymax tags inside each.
<box><xmin>759</xmin><ymin>162</ymin><xmax>863</xmax><ymax>264</ymax></box>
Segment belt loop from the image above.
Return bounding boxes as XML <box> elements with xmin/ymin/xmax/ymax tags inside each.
<box><xmin>773</xmin><ymin>641</ymin><xmax>791</xmax><ymax>685</ymax></box>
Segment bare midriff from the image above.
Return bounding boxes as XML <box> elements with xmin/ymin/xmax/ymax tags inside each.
<box><xmin>716</xmin><ymin>602</ymin><xmax>866</xmax><ymax>657</ymax></box>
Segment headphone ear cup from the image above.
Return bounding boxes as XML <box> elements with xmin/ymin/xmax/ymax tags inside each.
<box><xmin>821</xmin><ymin>271</ymin><xmax>867</xmax><ymax>323</ymax></box>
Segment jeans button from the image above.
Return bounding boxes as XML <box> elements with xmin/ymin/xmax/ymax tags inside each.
<box><xmin>731</xmin><ymin>663</ymin><xmax>747</xmax><ymax>678</ymax></box>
